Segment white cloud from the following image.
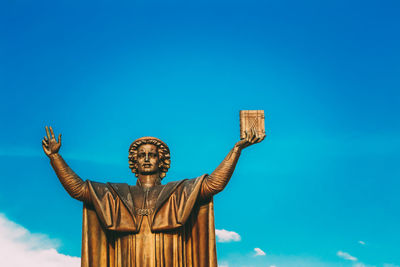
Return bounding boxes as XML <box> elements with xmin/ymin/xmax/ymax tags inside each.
<box><xmin>353</xmin><ymin>263</ymin><xmax>377</xmax><ymax>267</ymax></box>
<box><xmin>0</xmin><ymin>214</ymin><xmax>80</xmax><ymax>267</ymax></box>
<box><xmin>358</xmin><ymin>241</ymin><xmax>366</xmax><ymax>245</ymax></box>
<box><xmin>254</xmin><ymin>247</ymin><xmax>266</xmax><ymax>256</ymax></box>
<box><xmin>270</xmin><ymin>265</ymin><xmax>277</xmax><ymax>267</ymax></box>
<box><xmin>337</xmin><ymin>251</ymin><xmax>358</xmax><ymax>261</ymax></box>
<box><xmin>215</xmin><ymin>229</ymin><xmax>241</xmax><ymax>243</ymax></box>
<box><xmin>218</xmin><ymin>260</ymin><xmax>229</xmax><ymax>267</ymax></box>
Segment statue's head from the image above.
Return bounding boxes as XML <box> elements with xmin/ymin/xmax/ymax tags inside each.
<box><xmin>128</xmin><ymin>137</ymin><xmax>171</xmax><ymax>179</ymax></box>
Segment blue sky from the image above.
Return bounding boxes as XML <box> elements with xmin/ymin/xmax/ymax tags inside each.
<box><xmin>1</xmin><ymin>0</ymin><xmax>399</xmax><ymax>266</ymax></box>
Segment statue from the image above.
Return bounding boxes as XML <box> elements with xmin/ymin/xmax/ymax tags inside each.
<box><xmin>42</xmin><ymin>114</ymin><xmax>265</xmax><ymax>267</ymax></box>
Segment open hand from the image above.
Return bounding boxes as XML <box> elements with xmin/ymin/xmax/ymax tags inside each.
<box><xmin>235</xmin><ymin>127</ymin><xmax>266</xmax><ymax>150</ymax></box>
<box><xmin>42</xmin><ymin>126</ymin><xmax>62</xmax><ymax>157</ymax></box>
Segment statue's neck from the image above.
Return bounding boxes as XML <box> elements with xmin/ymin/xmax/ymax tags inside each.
<box><xmin>137</xmin><ymin>174</ymin><xmax>161</xmax><ymax>188</ymax></box>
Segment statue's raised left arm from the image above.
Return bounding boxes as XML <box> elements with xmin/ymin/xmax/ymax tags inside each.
<box><xmin>200</xmin><ymin>128</ymin><xmax>266</xmax><ymax>199</ymax></box>
<box><xmin>42</xmin><ymin>126</ymin><xmax>91</xmax><ymax>203</ymax></box>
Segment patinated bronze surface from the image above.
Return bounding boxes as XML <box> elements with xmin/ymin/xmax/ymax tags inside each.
<box><xmin>42</xmin><ymin>112</ymin><xmax>266</xmax><ymax>267</ymax></box>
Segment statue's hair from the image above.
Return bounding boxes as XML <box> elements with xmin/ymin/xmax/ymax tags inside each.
<box><xmin>128</xmin><ymin>137</ymin><xmax>171</xmax><ymax>179</ymax></box>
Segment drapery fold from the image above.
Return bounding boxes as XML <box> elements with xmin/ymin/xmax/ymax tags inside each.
<box><xmin>81</xmin><ymin>175</ymin><xmax>217</xmax><ymax>267</ymax></box>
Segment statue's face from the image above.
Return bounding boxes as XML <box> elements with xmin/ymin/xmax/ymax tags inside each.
<box><xmin>136</xmin><ymin>144</ymin><xmax>160</xmax><ymax>175</ymax></box>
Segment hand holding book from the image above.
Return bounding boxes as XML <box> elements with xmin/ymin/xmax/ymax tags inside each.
<box><xmin>235</xmin><ymin>110</ymin><xmax>266</xmax><ymax>150</ymax></box>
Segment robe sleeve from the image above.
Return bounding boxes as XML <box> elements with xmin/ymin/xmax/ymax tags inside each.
<box><xmin>200</xmin><ymin>145</ymin><xmax>242</xmax><ymax>199</ymax></box>
<box><xmin>49</xmin><ymin>153</ymin><xmax>91</xmax><ymax>202</ymax></box>
<box><xmin>86</xmin><ymin>181</ymin><xmax>138</xmax><ymax>232</ymax></box>
<box><xmin>151</xmin><ymin>175</ymin><xmax>206</xmax><ymax>231</ymax></box>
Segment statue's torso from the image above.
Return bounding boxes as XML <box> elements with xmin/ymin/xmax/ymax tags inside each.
<box><xmin>83</xmin><ymin>176</ymin><xmax>217</xmax><ymax>267</ymax></box>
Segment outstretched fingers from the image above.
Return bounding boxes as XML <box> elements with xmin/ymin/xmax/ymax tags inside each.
<box><xmin>43</xmin><ymin>137</ymin><xmax>48</xmax><ymax>145</ymax></box>
<box><xmin>43</xmin><ymin>126</ymin><xmax>62</xmax><ymax>155</ymax></box>
<box><xmin>49</xmin><ymin>126</ymin><xmax>55</xmax><ymax>139</ymax></box>
<box><xmin>42</xmin><ymin>139</ymin><xmax>50</xmax><ymax>153</ymax></box>
<box><xmin>45</xmin><ymin>126</ymin><xmax>51</xmax><ymax>140</ymax></box>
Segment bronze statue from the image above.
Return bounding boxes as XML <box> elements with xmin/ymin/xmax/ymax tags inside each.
<box><xmin>42</xmin><ymin>115</ymin><xmax>265</xmax><ymax>267</ymax></box>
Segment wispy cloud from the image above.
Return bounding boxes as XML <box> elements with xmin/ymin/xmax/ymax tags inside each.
<box><xmin>358</xmin><ymin>241</ymin><xmax>366</xmax><ymax>245</ymax></box>
<box><xmin>0</xmin><ymin>214</ymin><xmax>80</xmax><ymax>267</ymax></box>
<box><xmin>215</xmin><ymin>229</ymin><xmax>241</xmax><ymax>243</ymax></box>
<box><xmin>337</xmin><ymin>251</ymin><xmax>358</xmax><ymax>261</ymax></box>
<box><xmin>254</xmin><ymin>247</ymin><xmax>266</xmax><ymax>256</ymax></box>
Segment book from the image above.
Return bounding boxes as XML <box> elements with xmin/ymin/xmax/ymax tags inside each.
<box><xmin>239</xmin><ymin>110</ymin><xmax>265</xmax><ymax>139</ymax></box>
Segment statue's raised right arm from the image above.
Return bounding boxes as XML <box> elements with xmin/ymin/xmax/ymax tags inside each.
<box><xmin>200</xmin><ymin>127</ymin><xmax>266</xmax><ymax>199</ymax></box>
<box><xmin>42</xmin><ymin>126</ymin><xmax>91</xmax><ymax>203</ymax></box>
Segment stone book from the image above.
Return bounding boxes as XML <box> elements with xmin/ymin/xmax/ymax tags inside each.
<box><xmin>240</xmin><ymin>110</ymin><xmax>265</xmax><ymax>139</ymax></box>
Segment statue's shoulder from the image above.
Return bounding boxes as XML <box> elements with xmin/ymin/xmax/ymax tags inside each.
<box><xmin>108</xmin><ymin>182</ymin><xmax>129</xmax><ymax>189</ymax></box>
<box><xmin>156</xmin><ymin>179</ymin><xmax>186</xmax><ymax>196</ymax></box>
<box><xmin>164</xmin><ymin>179</ymin><xmax>186</xmax><ymax>187</ymax></box>
<box><xmin>107</xmin><ymin>182</ymin><xmax>130</xmax><ymax>196</ymax></box>
<box><xmin>162</xmin><ymin>175</ymin><xmax>206</xmax><ymax>193</ymax></box>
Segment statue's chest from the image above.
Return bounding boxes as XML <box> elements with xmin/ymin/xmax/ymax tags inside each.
<box><xmin>130</xmin><ymin>185</ymin><xmax>164</xmax><ymax>214</ymax></box>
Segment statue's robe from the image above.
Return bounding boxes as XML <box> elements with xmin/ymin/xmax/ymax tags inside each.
<box><xmin>81</xmin><ymin>174</ymin><xmax>217</xmax><ymax>267</ymax></box>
